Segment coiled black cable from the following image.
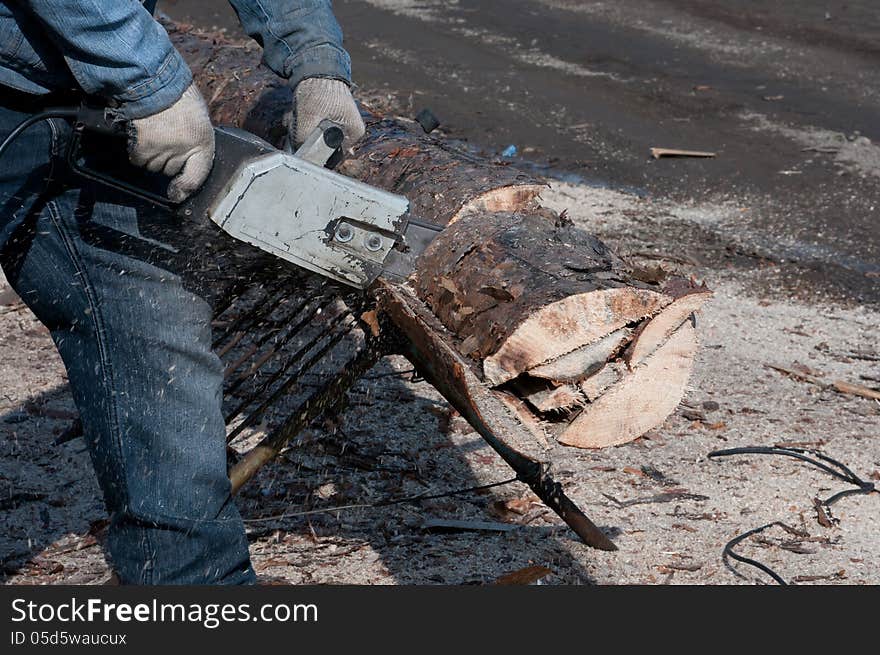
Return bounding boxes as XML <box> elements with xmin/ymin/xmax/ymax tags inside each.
<box><xmin>709</xmin><ymin>446</ymin><xmax>877</xmax><ymax>585</ymax></box>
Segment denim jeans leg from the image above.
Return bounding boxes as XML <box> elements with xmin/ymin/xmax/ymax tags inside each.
<box><xmin>0</xmin><ymin>103</ymin><xmax>255</xmax><ymax>585</ymax></box>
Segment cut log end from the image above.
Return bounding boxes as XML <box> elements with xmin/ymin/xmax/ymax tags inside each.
<box><xmin>559</xmin><ymin>320</ymin><xmax>698</xmax><ymax>448</ymax></box>
<box><xmin>483</xmin><ymin>287</ymin><xmax>672</xmax><ymax>386</ymax></box>
<box><xmin>489</xmin><ymin>288</ymin><xmax>709</xmax><ymax>449</ymax></box>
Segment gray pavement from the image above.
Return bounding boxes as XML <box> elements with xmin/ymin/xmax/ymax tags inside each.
<box><xmin>161</xmin><ymin>0</ymin><xmax>879</xmax><ymax>305</ymax></box>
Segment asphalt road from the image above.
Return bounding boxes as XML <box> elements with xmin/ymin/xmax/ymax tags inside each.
<box><xmin>161</xmin><ymin>0</ymin><xmax>879</xmax><ymax>303</ymax></box>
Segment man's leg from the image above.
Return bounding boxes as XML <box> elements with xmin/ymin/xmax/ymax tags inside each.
<box><xmin>0</xmin><ymin>99</ymin><xmax>255</xmax><ymax>584</ymax></box>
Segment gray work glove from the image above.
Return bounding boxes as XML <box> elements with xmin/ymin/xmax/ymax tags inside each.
<box><xmin>128</xmin><ymin>83</ymin><xmax>215</xmax><ymax>203</ymax></box>
<box><xmin>291</xmin><ymin>78</ymin><xmax>366</xmax><ymax>150</ymax></box>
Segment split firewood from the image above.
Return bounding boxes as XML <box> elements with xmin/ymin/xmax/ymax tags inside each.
<box><xmin>528</xmin><ymin>327</ymin><xmax>632</xmax><ymax>383</ymax></box>
<box><xmin>514</xmin><ymin>379</ymin><xmax>585</xmax><ymax>414</ymax></box>
<box><xmin>561</xmin><ymin>322</ymin><xmax>698</xmax><ymax>448</ymax></box>
<box><xmin>625</xmin><ymin>291</ymin><xmax>712</xmax><ymax>366</ymax></box>
<box><xmin>170</xmin><ymin>22</ymin><xmax>711</xmax><ymax>450</ymax></box>
<box><xmin>580</xmin><ymin>364</ymin><xmax>623</xmax><ymax>401</ymax></box>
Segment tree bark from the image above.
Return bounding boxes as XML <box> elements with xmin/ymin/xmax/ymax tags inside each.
<box><xmin>170</xmin><ymin>22</ymin><xmax>710</xmax><ymax>450</ymax></box>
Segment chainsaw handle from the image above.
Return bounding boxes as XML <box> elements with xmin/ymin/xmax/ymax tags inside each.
<box><xmin>73</xmin><ymin>105</ymin><xmax>128</xmax><ymax>137</ymax></box>
<box><xmin>68</xmin><ymin>109</ymin><xmax>346</xmax><ymax>210</ymax></box>
<box><xmin>66</xmin><ymin>105</ymin><xmax>176</xmax><ymax>208</ymax></box>
<box><xmin>292</xmin><ymin>120</ymin><xmax>345</xmax><ymax>168</ymax></box>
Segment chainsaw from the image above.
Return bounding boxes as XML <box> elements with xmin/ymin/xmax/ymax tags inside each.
<box><xmin>0</xmin><ymin>104</ymin><xmax>441</xmax><ymax>289</ymax></box>
<box><xmin>0</xmin><ymin>103</ymin><xmax>618</xmax><ymax>551</ymax></box>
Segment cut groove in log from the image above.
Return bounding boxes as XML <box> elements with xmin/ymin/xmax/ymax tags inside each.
<box><xmin>451</xmin><ymin>185</ymin><xmax>547</xmax><ymax>224</ymax></box>
<box><xmin>482</xmin><ymin>288</ymin><xmax>670</xmax><ymax>386</ymax></box>
<box><xmin>528</xmin><ymin>326</ymin><xmax>632</xmax><ymax>383</ymax></box>
<box><xmin>560</xmin><ymin>321</ymin><xmax>698</xmax><ymax>448</ymax></box>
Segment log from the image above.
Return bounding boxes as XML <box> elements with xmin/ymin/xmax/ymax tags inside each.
<box><xmin>170</xmin><ymin>22</ymin><xmax>711</xmax><ymax>450</ymax></box>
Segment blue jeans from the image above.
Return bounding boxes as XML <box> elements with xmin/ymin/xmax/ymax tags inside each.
<box><xmin>0</xmin><ymin>95</ymin><xmax>255</xmax><ymax>585</ymax></box>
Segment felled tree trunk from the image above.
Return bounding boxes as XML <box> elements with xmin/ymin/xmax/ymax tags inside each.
<box><xmin>170</xmin><ymin>22</ymin><xmax>710</xmax><ymax>451</ymax></box>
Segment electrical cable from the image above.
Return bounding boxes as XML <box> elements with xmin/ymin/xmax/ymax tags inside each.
<box><xmin>709</xmin><ymin>446</ymin><xmax>876</xmax><ymax>503</ymax></box>
<box><xmin>721</xmin><ymin>522</ymin><xmax>791</xmax><ymax>586</ymax></box>
<box><xmin>0</xmin><ymin>110</ymin><xmax>78</xmax><ymax>160</ymax></box>
<box><xmin>244</xmin><ymin>475</ymin><xmax>519</xmax><ymax>523</ymax></box>
<box><xmin>709</xmin><ymin>445</ymin><xmax>877</xmax><ymax>585</ymax></box>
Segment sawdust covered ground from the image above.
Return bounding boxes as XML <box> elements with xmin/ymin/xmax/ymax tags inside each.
<box><xmin>2</xmin><ymin>1</ymin><xmax>879</xmax><ymax>585</ymax></box>
<box><xmin>2</xmin><ymin>142</ymin><xmax>877</xmax><ymax>585</ymax></box>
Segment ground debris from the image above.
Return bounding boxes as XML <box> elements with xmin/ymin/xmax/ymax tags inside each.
<box><xmin>629</xmin><ymin>263</ymin><xmax>668</xmax><ymax>285</ymax></box>
<box><xmin>22</xmin><ymin>400</ymin><xmax>78</xmax><ymax>421</ymax></box>
<box><xmin>422</xmin><ymin>518</ymin><xmax>519</xmax><ymax>534</ymax></box>
<box><xmin>656</xmin><ymin>562</ymin><xmax>703</xmax><ymax>573</ymax></box>
<box><xmin>767</xmin><ymin>363</ymin><xmax>880</xmax><ymax>401</ymax></box>
<box><xmin>813</xmin><ymin>497</ymin><xmax>839</xmax><ymax>528</ymax></box>
<box><xmin>0</xmin><ymin>491</ymin><xmax>47</xmax><ymax>511</ymax></box>
<box><xmin>650</xmin><ymin>147</ymin><xmax>716</xmax><ymax>159</ymax></box>
<box><xmin>669</xmin><ymin>507</ymin><xmax>726</xmax><ymax>521</ymax></box>
<box><xmin>774</xmin><ymin>439</ymin><xmax>827</xmax><ymax>449</ymax></box>
<box><xmin>753</xmin><ymin>537</ymin><xmax>816</xmax><ymax>555</ymax></box>
<box><xmin>640</xmin><ymin>465</ymin><xmax>679</xmax><ymax>487</ymax></box>
<box><xmin>792</xmin><ymin>570</ymin><xmax>847</xmax><ymax>583</ymax></box>
<box><xmin>603</xmin><ymin>489</ymin><xmax>709</xmax><ymax>508</ymax></box>
<box><xmin>679</xmin><ymin>407</ymin><xmax>706</xmax><ymax>422</ymax></box>
<box><xmin>493</xmin><ymin>565</ymin><xmax>552</xmax><ymax>585</ymax></box>
<box><xmin>488</xmin><ymin>495</ymin><xmax>542</xmax><ymax>522</ymax></box>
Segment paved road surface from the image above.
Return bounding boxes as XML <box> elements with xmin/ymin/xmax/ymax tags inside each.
<box><xmin>161</xmin><ymin>0</ymin><xmax>880</xmax><ymax>303</ymax></box>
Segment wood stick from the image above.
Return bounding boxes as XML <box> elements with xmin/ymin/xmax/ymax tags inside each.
<box><xmin>650</xmin><ymin>148</ymin><xmax>716</xmax><ymax>159</ymax></box>
<box><xmin>767</xmin><ymin>364</ymin><xmax>880</xmax><ymax>401</ymax></box>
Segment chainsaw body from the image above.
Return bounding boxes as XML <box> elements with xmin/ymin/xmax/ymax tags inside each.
<box><xmin>190</xmin><ymin>127</ymin><xmax>410</xmax><ymax>288</ymax></box>
<box><xmin>67</xmin><ymin>109</ymin><xmax>428</xmax><ymax>289</ymax></box>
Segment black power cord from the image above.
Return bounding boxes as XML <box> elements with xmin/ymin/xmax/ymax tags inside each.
<box><xmin>720</xmin><ymin>521</ymin><xmax>792</xmax><ymax>586</ymax></box>
<box><xmin>0</xmin><ymin>109</ymin><xmax>78</xmax><ymax>160</ymax></box>
<box><xmin>244</xmin><ymin>475</ymin><xmax>520</xmax><ymax>524</ymax></box>
<box><xmin>710</xmin><ymin>446</ymin><xmax>876</xmax><ymax>502</ymax></box>
<box><xmin>709</xmin><ymin>446</ymin><xmax>877</xmax><ymax>585</ymax></box>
